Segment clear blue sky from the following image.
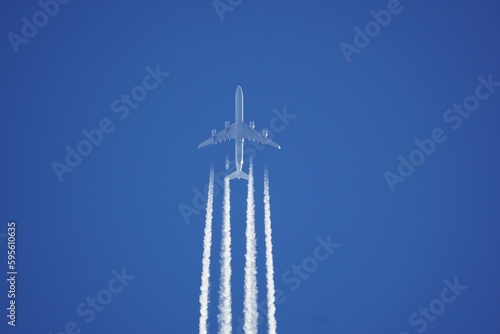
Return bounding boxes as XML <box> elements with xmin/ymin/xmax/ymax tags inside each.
<box><xmin>1</xmin><ymin>1</ymin><xmax>500</xmax><ymax>333</ymax></box>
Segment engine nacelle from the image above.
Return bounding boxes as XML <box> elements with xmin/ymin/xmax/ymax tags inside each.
<box><xmin>225</xmin><ymin>121</ymin><xmax>230</xmax><ymax>129</ymax></box>
<box><xmin>262</xmin><ymin>128</ymin><xmax>269</xmax><ymax>138</ymax></box>
<box><xmin>249</xmin><ymin>121</ymin><xmax>255</xmax><ymax>130</ymax></box>
<box><xmin>211</xmin><ymin>129</ymin><xmax>217</xmax><ymax>136</ymax></box>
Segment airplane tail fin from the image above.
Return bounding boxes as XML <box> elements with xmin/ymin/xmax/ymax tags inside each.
<box><xmin>227</xmin><ymin>171</ymin><xmax>249</xmax><ymax>181</ymax></box>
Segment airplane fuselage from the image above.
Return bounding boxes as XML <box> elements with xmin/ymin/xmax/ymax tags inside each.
<box><xmin>235</xmin><ymin>86</ymin><xmax>244</xmax><ymax>175</ymax></box>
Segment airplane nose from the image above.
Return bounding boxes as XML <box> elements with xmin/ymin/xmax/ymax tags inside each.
<box><xmin>236</xmin><ymin>85</ymin><xmax>242</xmax><ymax>94</ymax></box>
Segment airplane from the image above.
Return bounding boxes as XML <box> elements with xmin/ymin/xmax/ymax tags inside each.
<box><xmin>197</xmin><ymin>85</ymin><xmax>281</xmax><ymax>180</ymax></box>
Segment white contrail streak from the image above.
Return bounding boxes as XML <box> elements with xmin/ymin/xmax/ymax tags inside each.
<box><xmin>218</xmin><ymin>175</ymin><xmax>232</xmax><ymax>334</ymax></box>
<box><xmin>199</xmin><ymin>167</ymin><xmax>214</xmax><ymax>334</ymax></box>
<box><xmin>264</xmin><ymin>167</ymin><xmax>277</xmax><ymax>334</ymax></box>
<box><xmin>244</xmin><ymin>161</ymin><xmax>258</xmax><ymax>334</ymax></box>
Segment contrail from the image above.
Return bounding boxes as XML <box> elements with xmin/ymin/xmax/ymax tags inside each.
<box><xmin>244</xmin><ymin>160</ymin><xmax>258</xmax><ymax>333</ymax></box>
<box><xmin>218</xmin><ymin>174</ymin><xmax>232</xmax><ymax>334</ymax></box>
<box><xmin>264</xmin><ymin>167</ymin><xmax>277</xmax><ymax>334</ymax></box>
<box><xmin>199</xmin><ymin>167</ymin><xmax>214</xmax><ymax>334</ymax></box>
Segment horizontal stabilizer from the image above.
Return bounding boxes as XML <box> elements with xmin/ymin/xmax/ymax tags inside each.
<box><xmin>227</xmin><ymin>170</ymin><xmax>248</xmax><ymax>181</ymax></box>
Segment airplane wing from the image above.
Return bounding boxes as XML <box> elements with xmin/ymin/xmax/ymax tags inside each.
<box><xmin>197</xmin><ymin>123</ymin><xmax>236</xmax><ymax>148</ymax></box>
<box><xmin>242</xmin><ymin>123</ymin><xmax>281</xmax><ymax>149</ymax></box>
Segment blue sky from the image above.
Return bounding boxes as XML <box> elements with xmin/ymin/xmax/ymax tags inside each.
<box><xmin>1</xmin><ymin>0</ymin><xmax>500</xmax><ymax>333</ymax></box>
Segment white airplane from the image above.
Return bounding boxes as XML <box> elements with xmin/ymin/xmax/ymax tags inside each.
<box><xmin>198</xmin><ymin>85</ymin><xmax>281</xmax><ymax>180</ymax></box>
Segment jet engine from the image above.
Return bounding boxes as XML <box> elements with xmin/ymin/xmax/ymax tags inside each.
<box><xmin>249</xmin><ymin>121</ymin><xmax>255</xmax><ymax>129</ymax></box>
<box><xmin>225</xmin><ymin>121</ymin><xmax>230</xmax><ymax>129</ymax></box>
<box><xmin>262</xmin><ymin>128</ymin><xmax>269</xmax><ymax>138</ymax></box>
